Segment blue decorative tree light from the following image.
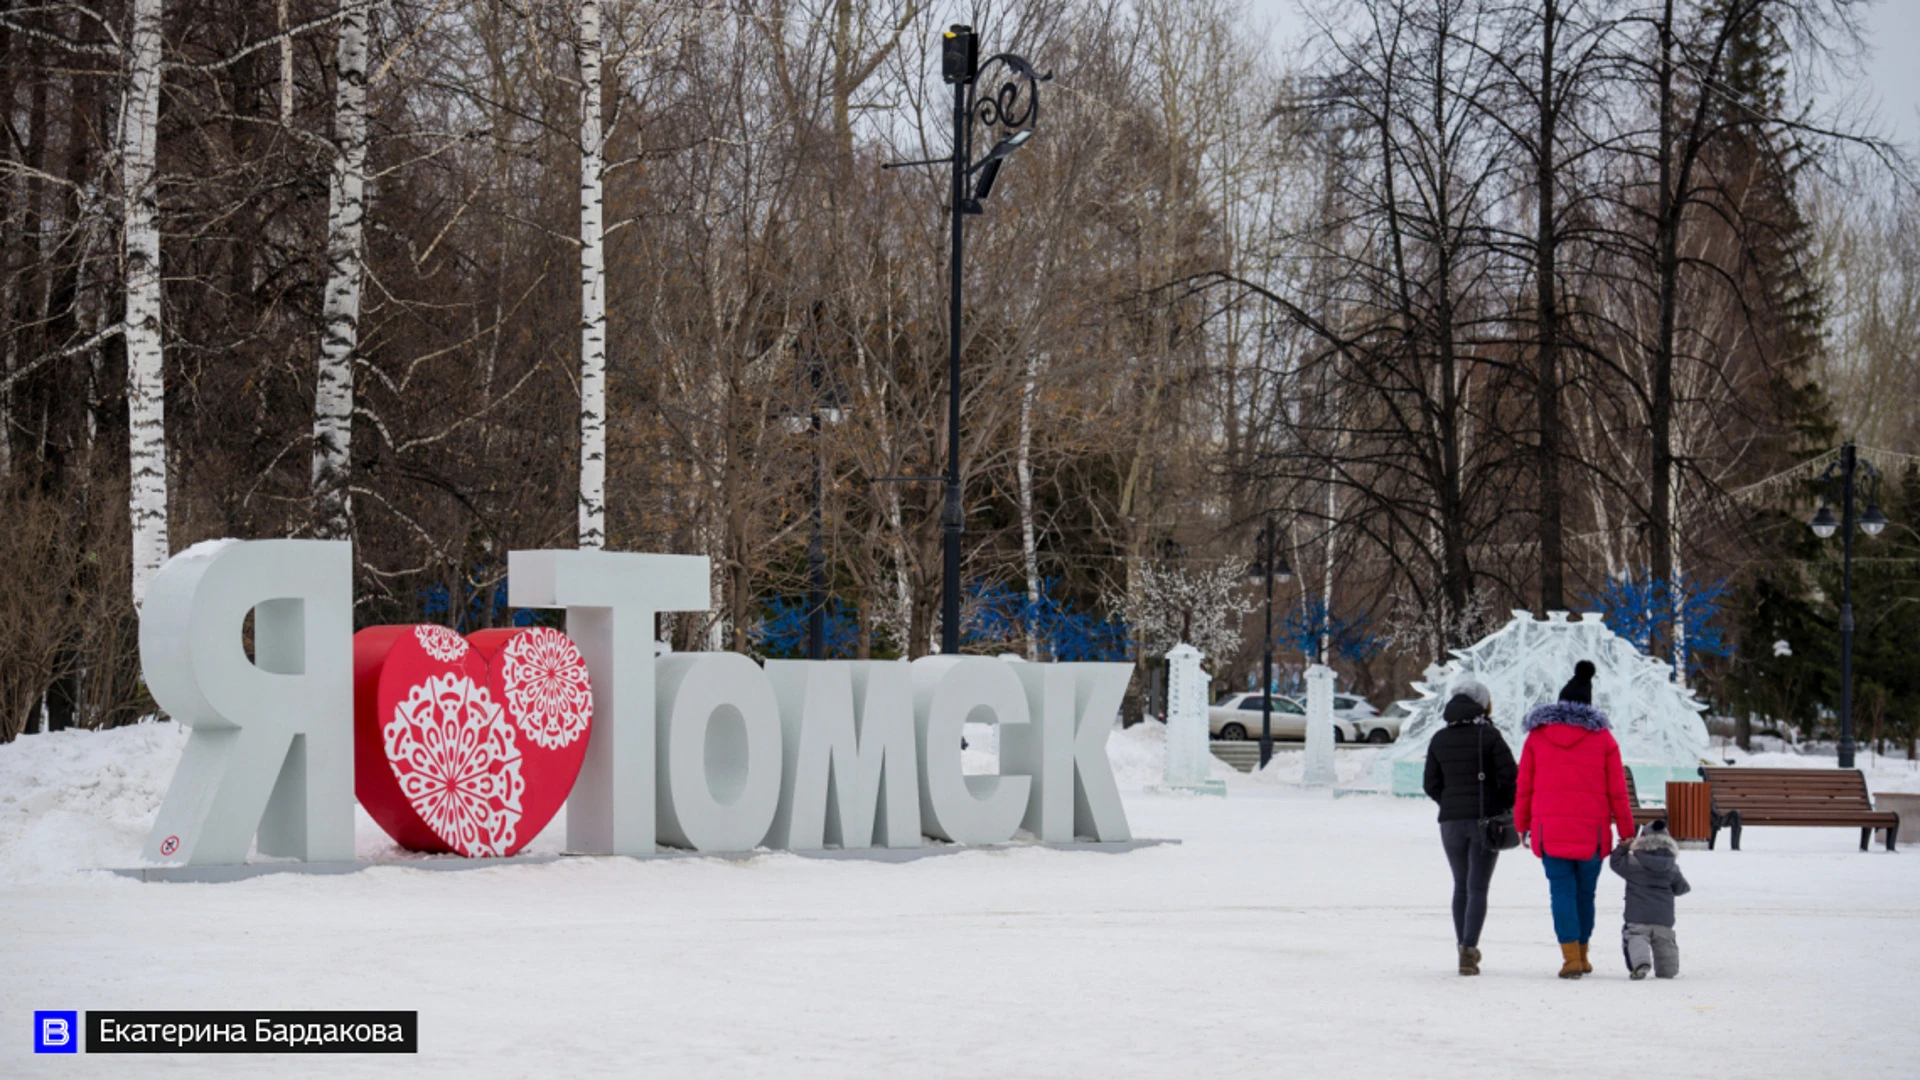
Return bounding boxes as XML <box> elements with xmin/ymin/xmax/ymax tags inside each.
<box><xmin>963</xmin><ymin>578</ymin><xmax>1130</xmax><ymax>662</ymax></box>
<box><xmin>1583</xmin><ymin>573</ymin><xmax>1731</xmax><ymax>678</ymax></box>
<box><xmin>753</xmin><ymin>597</ymin><xmax>861</xmax><ymax>658</ymax></box>
<box><xmin>1279</xmin><ymin>597</ymin><xmax>1382</xmax><ymax>666</ymax></box>
<box><xmin>420</xmin><ymin>565</ymin><xmax>539</xmax><ymax>631</ymax></box>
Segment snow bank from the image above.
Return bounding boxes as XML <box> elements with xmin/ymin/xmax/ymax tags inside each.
<box><xmin>1248</xmin><ymin>744</ymin><xmax>1392</xmax><ymax>789</ymax></box>
<box><xmin>0</xmin><ymin>719</ymin><xmax>184</xmax><ymax>884</ymax></box>
<box><xmin>1103</xmin><ymin>718</ymin><xmax>1238</xmax><ymax>790</ymax></box>
<box><xmin>1105</xmin><ymin>718</ymin><xmax>1167</xmax><ymax>789</ymax></box>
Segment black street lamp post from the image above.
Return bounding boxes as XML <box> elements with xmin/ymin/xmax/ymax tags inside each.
<box><xmin>1247</xmin><ymin>518</ymin><xmax>1293</xmax><ymax>769</ymax></box>
<box><xmin>888</xmin><ymin>25</ymin><xmax>1046</xmax><ymax>654</ymax></box>
<box><xmin>1809</xmin><ymin>440</ymin><xmax>1888</xmax><ymax>769</ymax></box>
<box><xmin>789</xmin><ymin>317</ymin><xmax>842</xmax><ymax>661</ymax></box>
<box><xmin>805</xmin><ymin>356</ymin><xmax>827</xmax><ymax>661</ymax></box>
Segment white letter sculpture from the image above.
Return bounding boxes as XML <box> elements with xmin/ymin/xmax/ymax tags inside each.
<box><xmin>141</xmin><ymin>540</ymin><xmax>354</xmax><ymax>864</ymax></box>
<box><xmin>139</xmin><ymin>543</ymin><xmax>1144</xmax><ymax>864</ymax></box>
<box><xmin>654</xmin><ymin>652</ymin><xmax>784</xmax><ymax>851</ymax></box>
<box><xmin>1303</xmin><ymin>663</ymin><xmax>1338</xmax><ymax>787</ymax></box>
<box><xmin>911</xmin><ymin>656</ymin><xmax>1032</xmax><ymax>844</ymax></box>
<box><xmin>1157</xmin><ymin>643</ymin><xmax>1224</xmax><ymax>796</ymax></box>
<box><xmin>1006</xmin><ymin>664</ymin><xmax>1134</xmax><ymax>840</ymax></box>
<box><xmin>765</xmin><ymin>661</ymin><xmax>921</xmax><ymax>850</ymax></box>
<box><xmin>510</xmin><ymin>549</ymin><xmax>709</xmax><ymax>855</ymax></box>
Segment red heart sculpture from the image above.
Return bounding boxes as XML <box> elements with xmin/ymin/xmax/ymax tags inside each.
<box><xmin>353</xmin><ymin>624</ymin><xmax>593</xmax><ymax>857</ymax></box>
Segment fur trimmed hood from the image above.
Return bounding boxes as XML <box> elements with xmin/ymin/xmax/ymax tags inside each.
<box><xmin>1631</xmin><ymin>829</ymin><xmax>1679</xmax><ymax>856</ymax></box>
<box><xmin>1523</xmin><ymin>700</ymin><xmax>1612</xmax><ymax>732</ymax></box>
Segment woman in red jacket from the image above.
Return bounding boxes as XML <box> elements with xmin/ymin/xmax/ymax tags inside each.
<box><xmin>1513</xmin><ymin>660</ymin><xmax>1636</xmax><ymax>979</ymax></box>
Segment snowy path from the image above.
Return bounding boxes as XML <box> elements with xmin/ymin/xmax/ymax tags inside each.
<box><xmin>4</xmin><ymin>725</ymin><xmax>1918</xmax><ymax>1077</ymax></box>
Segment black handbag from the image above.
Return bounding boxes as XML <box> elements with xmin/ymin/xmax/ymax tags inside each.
<box><xmin>1477</xmin><ymin>720</ymin><xmax>1521</xmax><ymax>850</ymax></box>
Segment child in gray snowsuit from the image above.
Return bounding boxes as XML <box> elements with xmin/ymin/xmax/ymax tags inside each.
<box><xmin>1608</xmin><ymin>819</ymin><xmax>1690</xmax><ymax>979</ymax></box>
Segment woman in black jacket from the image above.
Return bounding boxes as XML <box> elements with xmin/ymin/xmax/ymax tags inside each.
<box><xmin>1423</xmin><ymin>679</ymin><xmax>1518</xmax><ymax>975</ymax></box>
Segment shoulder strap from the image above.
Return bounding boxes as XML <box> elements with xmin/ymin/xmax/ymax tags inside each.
<box><xmin>1476</xmin><ymin>717</ymin><xmax>1486</xmax><ymax>819</ymax></box>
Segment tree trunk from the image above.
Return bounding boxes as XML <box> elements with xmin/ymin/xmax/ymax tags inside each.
<box><xmin>1649</xmin><ymin>0</ymin><xmax>1679</xmax><ymax>659</ymax></box>
<box><xmin>1</xmin><ymin>268</ymin><xmax>14</xmax><ymax>480</ymax></box>
<box><xmin>576</xmin><ymin>0</ymin><xmax>607</xmax><ymax>548</ymax></box>
<box><xmin>3</xmin><ymin>25</ymin><xmax>49</xmax><ymax>481</ymax></box>
<box><xmin>1018</xmin><ymin>352</ymin><xmax>1039</xmax><ymax>659</ymax></box>
<box><xmin>122</xmin><ymin>0</ymin><xmax>168</xmax><ymax>605</ymax></box>
<box><xmin>278</xmin><ymin>0</ymin><xmax>295</xmax><ymax>125</ymax></box>
<box><xmin>1670</xmin><ymin>462</ymin><xmax>1686</xmax><ymax>686</ymax></box>
<box><xmin>1533</xmin><ymin>0</ymin><xmax>1565</xmax><ymax>612</ymax></box>
<box><xmin>0</xmin><ymin>3</ymin><xmax>11</xmax><ymax>481</ymax></box>
<box><xmin>1319</xmin><ymin>465</ymin><xmax>1336</xmax><ymax>664</ymax></box>
<box><xmin>886</xmin><ymin>487</ymin><xmax>913</xmax><ymax>654</ymax></box>
<box><xmin>311</xmin><ymin>0</ymin><xmax>370</xmax><ymax>540</ymax></box>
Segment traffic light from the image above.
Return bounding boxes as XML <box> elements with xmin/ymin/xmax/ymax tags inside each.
<box><xmin>942</xmin><ymin>25</ymin><xmax>977</xmax><ymax>85</ymax></box>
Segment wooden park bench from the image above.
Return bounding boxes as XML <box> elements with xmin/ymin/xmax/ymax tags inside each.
<box><xmin>1622</xmin><ymin>770</ymin><xmax>1666</xmax><ymax>832</ymax></box>
<box><xmin>1696</xmin><ymin>767</ymin><xmax>1899</xmax><ymax>852</ymax></box>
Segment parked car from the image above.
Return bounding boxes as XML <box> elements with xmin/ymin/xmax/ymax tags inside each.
<box><xmin>1337</xmin><ymin>694</ymin><xmax>1400</xmax><ymax>743</ymax></box>
<box><xmin>1207</xmin><ymin>692</ymin><xmax>1358</xmax><ymax>742</ymax></box>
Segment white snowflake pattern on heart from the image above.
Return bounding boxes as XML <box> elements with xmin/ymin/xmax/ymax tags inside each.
<box><xmin>384</xmin><ymin>673</ymin><xmax>525</xmax><ymax>857</ymax></box>
<box><xmin>499</xmin><ymin>627</ymin><xmax>592</xmax><ymax>750</ymax></box>
<box><xmin>413</xmin><ymin>624</ymin><xmax>469</xmax><ymax>664</ymax></box>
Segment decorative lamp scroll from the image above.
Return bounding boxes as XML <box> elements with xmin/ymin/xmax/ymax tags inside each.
<box><xmin>970</xmin><ymin>53</ymin><xmax>1050</xmax><ymax>134</ymax></box>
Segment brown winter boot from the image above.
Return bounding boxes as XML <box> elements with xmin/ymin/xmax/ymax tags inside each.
<box><xmin>1458</xmin><ymin>947</ymin><xmax>1481</xmax><ymax>976</ymax></box>
<box><xmin>1578</xmin><ymin>942</ymin><xmax>1594</xmax><ymax>974</ymax></box>
<box><xmin>1558</xmin><ymin>943</ymin><xmax>1584</xmax><ymax>979</ymax></box>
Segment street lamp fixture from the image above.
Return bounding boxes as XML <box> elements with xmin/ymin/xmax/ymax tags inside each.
<box><xmin>1809</xmin><ymin>504</ymin><xmax>1837</xmax><ymax>539</ymax></box>
<box><xmin>968</xmin><ymin>129</ymin><xmax>1033</xmax><ymax>208</ymax></box>
<box><xmin>1860</xmin><ymin>502</ymin><xmax>1887</xmax><ymax>537</ymax></box>
<box><xmin>885</xmin><ymin>25</ymin><xmax>1049</xmax><ymax>654</ymax></box>
<box><xmin>1807</xmin><ymin>441</ymin><xmax>1888</xmax><ymax>769</ymax></box>
<box><xmin>1248</xmin><ymin>518</ymin><xmax>1293</xmax><ymax>769</ymax></box>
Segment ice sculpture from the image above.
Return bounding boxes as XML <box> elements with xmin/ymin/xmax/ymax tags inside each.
<box><xmin>1158</xmin><ymin>643</ymin><xmax>1225</xmax><ymax>795</ymax></box>
<box><xmin>1303</xmin><ymin>664</ymin><xmax>1337</xmax><ymax>787</ymax></box>
<box><xmin>1380</xmin><ymin>611</ymin><xmax>1709</xmax><ymax>798</ymax></box>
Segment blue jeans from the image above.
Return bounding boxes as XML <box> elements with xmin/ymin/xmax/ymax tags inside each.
<box><xmin>1541</xmin><ymin>854</ymin><xmax>1604</xmax><ymax>944</ymax></box>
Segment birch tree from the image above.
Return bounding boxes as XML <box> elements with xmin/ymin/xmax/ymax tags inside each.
<box><xmin>311</xmin><ymin>0</ymin><xmax>372</xmax><ymax>540</ymax></box>
<box><xmin>577</xmin><ymin>0</ymin><xmax>607</xmax><ymax>548</ymax></box>
<box><xmin>122</xmin><ymin>0</ymin><xmax>168</xmax><ymax>605</ymax></box>
<box><xmin>1017</xmin><ymin>351</ymin><xmax>1039</xmax><ymax>659</ymax></box>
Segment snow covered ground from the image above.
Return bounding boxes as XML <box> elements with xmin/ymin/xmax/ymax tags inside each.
<box><xmin>4</xmin><ymin>721</ymin><xmax>1919</xmax><ymax>1077</ymax></box>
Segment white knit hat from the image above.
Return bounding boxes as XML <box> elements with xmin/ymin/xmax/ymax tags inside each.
<box><xmin>1453</xmin><ymin>678</ymin><xmax>1491</xmax><ymax>712</ymax></box>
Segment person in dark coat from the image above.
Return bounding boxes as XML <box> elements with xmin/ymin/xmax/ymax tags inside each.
<box><xmin>1423</xmin><ymin>678</ymin><xmax>1517</xmax><ymax>976</ymax></box>
<box><xmin>1609</xmin><ymin>820</ymin><xmax>1690</xmax><ymax>979</ymax></box>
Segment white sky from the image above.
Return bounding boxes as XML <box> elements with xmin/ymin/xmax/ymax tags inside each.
<box><xmin>1241</xmin><ymin>0</ymin><xmax>1920</xmax><ymax>164</ymax></box>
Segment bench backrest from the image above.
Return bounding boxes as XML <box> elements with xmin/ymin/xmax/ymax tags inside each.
<box><xmin>1697</xmin><ymin>767</ymin><xmax>1874</xmax><ymax>812</ymax></box>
